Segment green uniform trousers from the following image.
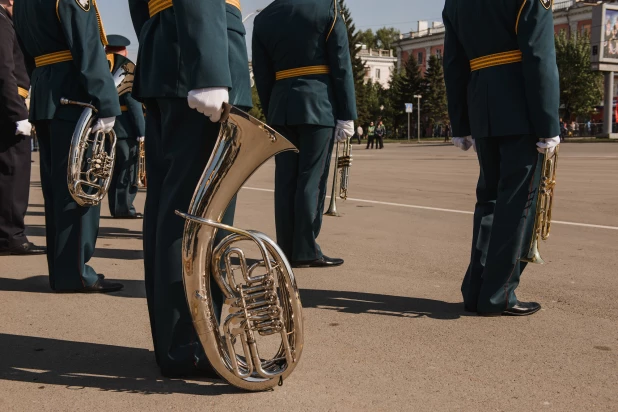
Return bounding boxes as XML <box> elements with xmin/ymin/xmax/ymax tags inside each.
<box><xmin>142</xmin><ymin>98</ymin><xmax>240</xmax><ymax>375</ymax></box>
<box><xmin>108</xmin><ymin>139</ymin><xmax>138</xmax><ymax>218</ymax></box>
<box><xmin>273</xmin><ymin>125</ymin><xmax>335</xmax><ymax>262</ymax></box>
<box><xmin>462</xmin><ymin>134</ymin><xmax>542</xmax><ymax>314</ymax></box>
<box><xmin>34</xmin><ymin>119</ymin><xmax>101</xmax><ymax>290</ymax></box>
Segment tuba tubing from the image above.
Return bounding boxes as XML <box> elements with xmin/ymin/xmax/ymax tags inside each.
<box><xmin>175</xmin><ymin>103</ymin><xmax>303</xmax><ymax>391</ymax></box>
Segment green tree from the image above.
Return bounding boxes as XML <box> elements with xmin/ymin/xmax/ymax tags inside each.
<box><xmin>375</xmin><ymin>27</ymin><xmax>400</xmax><ymax>52</ymax></box>
<box><xmin>249</xmin><ymin>85</ymin><xmax>265</xmax><ymax>122</ymax></box>
<box><xmin>357</xmin><ymin>29</ymin><xmax>378</xmax><ymax>49</ymax></box>
<box><xmin>339</xmin><ymin>0</ymin><xmax>365</xmax><ymax>89</ymax></box>
<box><xmin>555</xmin><ymin>31</ymin><xmax>603</xmax><ymax>120</ymax></box>
<box><xmin>386</xmin><ymin>54</ymin><xmax>423</xmax><ymax>137</ymax></box>
<box><xmin>356</xmin><ymin>80</ymin><xmax>383</xmax><ymax>128</ymax></box>
<box><xmin>422</xmin><ymin>55</ymin><xmax>448</xmax><ymax>135</ymax></box>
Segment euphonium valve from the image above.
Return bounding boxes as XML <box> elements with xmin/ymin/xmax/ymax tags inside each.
<box><xmin>175</xmin><ymin>104</ymin><xmax>303</xmax><ymax>391</ymax></box>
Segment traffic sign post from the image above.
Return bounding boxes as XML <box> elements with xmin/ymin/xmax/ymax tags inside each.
<box><xmin>413</xmin><ymin>95</ymin><xmax>422</xmax><ymax>143</ymax></box>
<box><xmin>405</xmin><ymin>103</ymin><xmax>413</xmax><ymax>141</ymax></box>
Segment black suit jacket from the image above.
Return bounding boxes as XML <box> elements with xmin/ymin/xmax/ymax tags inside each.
<box><xmin>0</xmin><ymin>6</ymin><xmax>29</xmax><ymax>127</ymax></box>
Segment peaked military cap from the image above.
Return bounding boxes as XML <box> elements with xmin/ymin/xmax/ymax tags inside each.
<box><xmin>107</xmin><ymin>34</ymin><xmax>131</xmax><ymax>48</ymax></box>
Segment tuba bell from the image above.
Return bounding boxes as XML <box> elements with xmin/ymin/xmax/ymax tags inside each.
<box><xmin>175</xmin><ymin>104</ymin><xmax>304</xmax><ymax>391</ymax></box>
<box><xmin>521</xmin><ymin>145</ymin><xmax>559</xmax><ymax>264</ymax></box>
<box><xmin>325</xmin><ymin>137</ymin><xmax>353</xmax><ymax>217</ymax></box>
<box><xmin>64</xmin><ymin>59</ymin><xmax>135</xmax><ymax>206</ymax></box>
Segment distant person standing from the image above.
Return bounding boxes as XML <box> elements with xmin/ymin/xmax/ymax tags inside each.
<box><xmin>355</xmin><ymin>124</ymin><xmax>363</xmax><ymax>144</ymax></box>
<box><xmin>444</xmin><ymin>123</ymin><xmax>451</xmax><ymax>142</ymax></box>
<box><xmin>375</xmin><ymin>121</ymin><xmax>385</xmax><ymax>149</ymax></box>
<box><xmin>366</xmin><ymin>121</ymin><xmax>376</xmax><ymax>149</ymax></box>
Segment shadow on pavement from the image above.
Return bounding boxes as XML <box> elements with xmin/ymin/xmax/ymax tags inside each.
<box><xmin>300</xmin><ymin>289</ymin><xmax>469</xmax><ymax>320</ymax></box>
<box><xmin>0</xmin><ymin>276</ymin><xmax>145</xmax><ymax>297</ymax></box>
<box><xmin>93</xmin><ymin>248</ymin><xmax>144</xmax><ymax>260</ymax></box>
<box><xmin>0</xmin><ymin>277</ymin><xmax>467</xmax><ymax>319</ymax></box>
<box><xmin>0</xmin><ymin>333</ymin><xmax>236</xmax><ymax>395</ymax></box>
<box><xmin>25</xmin><ymin>225</ymin><xmax>143</xmax><ymax>240</ymax></box>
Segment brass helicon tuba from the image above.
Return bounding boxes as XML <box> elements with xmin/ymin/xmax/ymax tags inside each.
<box><xmin>325</xmin><ymin>137</ymin><xmax>352</xmax><ymax>217</ymax></box>
<box><xmin>175</xmin><ymin>104</ymin><xmax>304</xmax><ymax>391</ymax></box>
<box><xmin>521</xmin><ymin>146</ymin><xmax>559</xmax><ymax>264</ymax></box>
<box><xmin>64</xmin><ymin>60</ymin><xmax>135</xmax><ymax>206</ymax></box>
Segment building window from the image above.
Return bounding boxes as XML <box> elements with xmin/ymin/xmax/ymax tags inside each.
<box><xmin>364</xmin><ymin>67</ymin><xmax>371</xmax><ymax>78</ymax></box>
<box><xmin>436</xmin><ymin>49</ymin><xmax>442</xmax><ymax>59</ymax></box>
<box><xmin>417</xmin><ymin>52</ymin><xmax>423</xmax><ymax>65</ymax></box>
<box><xmin>376</xmin><ymin>68</ymin><xmax>381</xmax><ymax>79</ymax></box>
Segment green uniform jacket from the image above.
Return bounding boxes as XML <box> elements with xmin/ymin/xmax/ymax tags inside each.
<box><xmin>109</xmin><ymin>53</ymin><xmax>145</xmax><ymax>139</ymax></box>
<box><xmin>252</xmin><ymin>0</ymin><xmax>357</xmax><ymax>127</ymax></box>
<box><xmin>13</xmin><ymin>0</ymin><xmax>121</xmax><ymax>122</ymax></box>
<box><xmin>128</xmin><ymin>0</ymin><xmax>252</xmax><ymax>107</ymax></box>
<box><xmin>442</xmin><ymin>0</ymin><xmax>560</xmax><ymax>139</ymax></box>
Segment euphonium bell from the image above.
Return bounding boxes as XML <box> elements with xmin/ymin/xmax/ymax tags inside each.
<box><xmin>175</xmin><ymin>104</ymin><xmax>304</xmax><ymax>391</ymax></box>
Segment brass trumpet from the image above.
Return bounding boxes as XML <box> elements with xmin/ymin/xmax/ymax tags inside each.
<box><xmin>325</xmin><ymin>137</ymin><xmax>352</xmax><ymax>217</ymax></box>
<box><xmin>136</xmin><ymin>139</ymin><xmax>146</xmax><ymax>188</ymax></box>
<box><xmin>521</xmin><ymin>145</ymin><xmax>559</xmax><ymax>264</ymax></box>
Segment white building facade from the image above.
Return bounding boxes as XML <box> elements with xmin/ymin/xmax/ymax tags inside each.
<box><xmin>358</xmin><ymin>46</ymin><xmax>398</xmax><ymax>88</ymax></box>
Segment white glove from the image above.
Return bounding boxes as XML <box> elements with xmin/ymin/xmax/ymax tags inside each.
<box><xmin>15</xmin><ymin>120</ymin><xmax>32</xmax><ymax>136</ymax></box>
<box><xmin>187</xmin><ymin>87</ymin><xmax>229</xmax><ymax>122</ymax></box>
<box><xmin>536</xmin><ymin>136</ymin><xmax>560</xmax><ymax>154</ymax></box>
<box><xmin>334</xmin><ymin>120</ymin><xmax>354</xmax><ymax>142</ymax></box>
<box><xmin>137</xmin><ymin>136</ymin><xmax>145</xmax><ymax>142</ymax></box>
<box><xmin>453</xmin><ymin>136</ymin><xmax>475</xmax><ymax>152</ymax></box>
<box><xmin>92</xmin><ymin>117</ymin><xmax>116</xmax><ymax>133</ymax></box>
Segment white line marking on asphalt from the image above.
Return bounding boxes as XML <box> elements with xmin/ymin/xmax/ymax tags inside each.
<box><xmin>242</xmin><ymin>187</ymin><xmax>618</xmax><ymax>231</ymax></box>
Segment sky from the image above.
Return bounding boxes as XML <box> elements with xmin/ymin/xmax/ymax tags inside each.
<box><xmin>98</xmin><ymin>0</ymin><xmax>445</xmax><ymax>62</ymax></box>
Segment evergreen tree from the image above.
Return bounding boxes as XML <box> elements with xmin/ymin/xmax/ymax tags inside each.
<box><xmin>338</xmin><ymin>0</ymin><xmax>365</xmax><ymax>91</ymax></box>
<box><xmin>249</xmin><ymin>85</ymin><xmax>265</xmax><ymax>122</ymax></box>
<box><xmin>387</xmin><ymin>54</ymin><xmax>423</xmax><ymax>137</ymax></box>
<box><xmin>422</xmin><ymin>55</ymin><xmax>449</xmax><ymax>136</ymax></box>
<box><xmin>555</xmin><ymin>31</ymin><xmax>603</xmax><ymax>120</ymax></box>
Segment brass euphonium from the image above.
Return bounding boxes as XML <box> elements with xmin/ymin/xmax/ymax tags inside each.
<box><xmin>64</xmin><ymin>59</ymin><xmax>135</xmax><ymax>206</ymax></box>
<box><xmin>325</xmin><ymin>137</ymin><xmax>352</xmax><ymax>217</ymax></box>
<box><xmin>175</xmin><ymin>104</ymin><xmax>304</xmax><ymax>391</ymax></box>
<box><xmin>521</xmin><ymin>145</ymin><xmax>559</xmax><ymax>264</ymax></box>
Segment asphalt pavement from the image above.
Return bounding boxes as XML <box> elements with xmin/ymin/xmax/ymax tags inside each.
<box><xmin>0</xmin><ymin>142</ymin><xmax>616</xmax><ymax>411</ymax></box>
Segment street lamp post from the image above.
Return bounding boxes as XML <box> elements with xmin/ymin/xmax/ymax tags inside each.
<box><xmin>413</xmin><ymin>95</ymin><xmax>422</xmax><ymax>143</ymax></box>
<box><xmin>242</xmin><ymin>9</ymin><xmax>262</xmax><ymax>23</ymax></box>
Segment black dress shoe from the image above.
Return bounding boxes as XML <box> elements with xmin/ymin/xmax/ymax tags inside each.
<box><xmin>0</xmin><ymin>242</ymin><xmax>46</xmax><ymax>256</ymax></box>
<box><xmin>291</xmin><ymin>256</ymin><xmax>344</xmax><ymax>268</ymax></box>
<box><xmin>479</xmin><ymin>301</ymin><xmax>541</xmax><ymax>317</ymax></box>
<box><xmin>77</xmin><ymin>279</ymin><xmax>124</xmax><ymax>293</ymax></box>
<box><xmin>463</xmin><ymin>304</ymin><xmax>477</xmax><ymax>313</ymax></box>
